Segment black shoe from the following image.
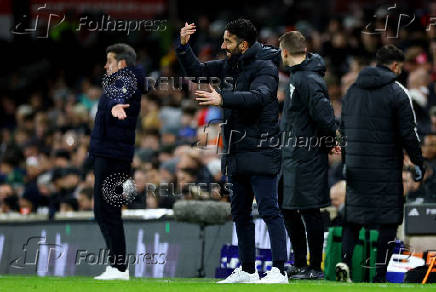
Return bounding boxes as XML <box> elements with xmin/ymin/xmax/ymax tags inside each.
<box><xmin>291</xmin><ymin>267</ymin><xmax>324</xmax><ymax>280</ymax></box>
<box><xmin>308</xmin><ymin>268</ymin><xmax>324</xmax><ymax>280</ymax></box>
<box><xmin>286</xmin><ymin>265</ymin><xmax>307</xmax><ymax>278</ymax></box>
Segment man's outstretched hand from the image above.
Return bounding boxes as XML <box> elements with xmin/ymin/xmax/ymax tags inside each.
<box><xmin>180</xmin><ymin>22</ymin><xmax>196</xmax><ymax>45</ymax></box>
<box><xmin>194</xmin><ymin>84</ymin><xmax>223</xmax><ymax>106</ymax></box>
<box><xmin>111</xmin><ymin>104</ymin><xmax>130</xmax><ymax>120</ymax></box>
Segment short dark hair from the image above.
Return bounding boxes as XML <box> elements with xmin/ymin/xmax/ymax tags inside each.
<box><xmin>278</xmin><ymin>31</ymin><xmax>307</xmax><ymax>55</ymax></box>
<box><xmin>376</xmin><ymin>45</ymin><xmax>405</xmax><ymax>66</ymax></box>
<box><xmin>106</xmin><ymin>43</ymin><xmax>136</xmax><ymax>66</ymax></box>
<box><xmin>225</xmin><ymin>18</ymin><xmax>257</xmax><ymax>46</ymax></box>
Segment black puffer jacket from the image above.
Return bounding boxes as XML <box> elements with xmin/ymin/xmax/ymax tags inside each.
<box><xmin>341</xmin><ymin>65</ymin><xmax>424</xmax><ymax>225</ymax></box>
<box><xmin>280</xmin><ymin>53</ymin><xmax>337</xmax><ymax>210</ymax></box>
<box><xmin>176</xmin><ymin>42</ymin><xmax>281</xmax><ymax>176</ymax></box>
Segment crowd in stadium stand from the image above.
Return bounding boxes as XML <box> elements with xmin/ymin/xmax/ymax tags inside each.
<box><xmin>1</xmin><ymin>2</ymin><xmax>436</xmax><ymax>218</ymax></box>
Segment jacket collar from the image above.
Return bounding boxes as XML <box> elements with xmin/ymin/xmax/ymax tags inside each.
<box><xmin>239</xmin><ymin>41</ymin><xmax>261</xmax><ymax>63</ymax></box>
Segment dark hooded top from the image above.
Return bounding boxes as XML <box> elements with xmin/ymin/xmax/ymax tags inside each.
<box><xmin>280</xmin><ymin>53</ymin><xmax>337</xmax><ymax>210</ymax></box>
<box><xmin>341</xmin><ymin>65</ymin><xmax>424</xmax><ymax>225</ymax></box>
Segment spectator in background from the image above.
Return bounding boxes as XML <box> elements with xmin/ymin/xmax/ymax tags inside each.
<box><xmin>0</xmin><ymin>149</ymin><xmax>25</xmax><ymax>186</ymax></box>
<box><xmin>129</xmin><ymin>169</ymin><xmax>147</xmax><ymax>209</ymax></box>
<box><xmin>430</xmin><ymin>107</ymin><xmax>436</xmax><ymax>132</ymax></box>
<box><xmin>49</xmin><ymin>168</ymin><xmax>80</xmax><ymax>218</ymax></box>
<box><xmin>138</xmin><ymin>129</ymin><xmax>160</xmax><ymax>152</ymax></box>
<box><xmin>408</xmin><ymin>67</ymin><xmax>431</xmax><ymax>133</ymax></box>
<box><xmin>341</xmin><ymin>56</ymin><xmax>370</xmax><ymax>97</ymax></box>
<box><xmin>77</xmin><ymin>187</ymin><xmax>93</xmax><ymax>211</ymax></box>
<box><xmin>21</xmin><ymin>156</ymin><xmax>43</xmax><ymax>212</ymax></box>
<box><xmin>422</xmin><ymin>134</ymin><xmax>436</xmax><ymax>167</ymax></box>
<box><xmin>0</xmin><ymin>183</ymin><xmax>19</xmax><ymax>214</ymax></box>
<box><xmin>144</xmin><ymin>168</ymin><xmax>161</xmax><ymax>208</ymax></box>
<box><xmin>177</xmin><ymin>150</ymin><xmax>212</xmax><ymax>184</ymax></box>
<box><xmin>178</xmin><ymin>103</ymin><xmax>198</xmax><ymax>143</ymax></box>
<box><xmin>60</xmin><ymin>197</ymin><xmax>78</xmax><ymax>213</ymax></box>
<box><xmin>0</xmin><ymin>97</ymin><xmax>17</xmax><ymax>130</ymax></box>
<box><xmin>36</xmin><ymin>172</ymin><xmax>53</xmax><ymax>209</ymax></box>
<box><xmin>141</xmin><ymin>94</ymin><xmax>161</xmax><ymax>131</ymax></box>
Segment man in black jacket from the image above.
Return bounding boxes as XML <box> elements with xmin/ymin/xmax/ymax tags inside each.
<box><xmin>278</xmin><ymin>31</ymin><xmax>338</xmax><ymax>280</ymax></box>
<box><xmin>90</xmin><ymin>43</ymin><xmax>146</xmax><ymax>280</ymax></box>
<box><xmin>338</xmin><ymin>45</ymin><xmax>425</xmax><ymax>282</ymax></box>
<box><xmin>176</xmin><ymin>19</ymin><xmax>287</xmax><ymax>283</ymax></box>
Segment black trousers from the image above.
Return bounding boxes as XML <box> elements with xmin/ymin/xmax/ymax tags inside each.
<box><xmin>342</xmin><ymin>222</ymin><xmax>398</xmax><ymax>282</ymax></box>
<box><xmin>229</xmin><ymin>174</ymin><xmax>287</xmax><ymax>272</ymax></box>
<box><xmin>93</xmin><ymin>156</ymin><xmax>131</xmax><ymax>272</ymax></box>
<box><xmin>281</xmin><ymin>208</ymin><xmax>324</xmax><ymax>270</ymax></box>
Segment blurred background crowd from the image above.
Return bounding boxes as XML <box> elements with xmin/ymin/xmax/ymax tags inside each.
<box><xmin>1</xmin><ymin>0</ymin><xmax>436</xmax><ymax>219</ymax></box>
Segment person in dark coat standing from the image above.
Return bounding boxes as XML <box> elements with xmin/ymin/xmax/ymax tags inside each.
<box><xmin>278</xmin><ymin>31</ymin><xmax>338</xmax><ymax>279</ymax></box>
<box><xmin>90</xmin><ymin>43</ymin><xmax>146</xmax><ymax>280</ymax></box>
<box><xmin>337</xmin><ymin>45</ymin><xmax>425</xmax><ymax>282</ymax></box>
<box><xmin>176</xmin><ymin>19</ymin><xmax>288</xmax><ymax>283</ymax></box>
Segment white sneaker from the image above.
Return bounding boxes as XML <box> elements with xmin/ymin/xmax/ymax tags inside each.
<box><xmin>255</xmin><ymin>267</ymin><xmax>288</xmax><ymax>284</ymax></box>
<box><xmin>217</xmin><ymin>267</ymin><xmax>260</xmax><ymax>283</ymax></box>
<box><xmin>94</xmin><ymin>266</ymin><xmax>129</xmax><ymax>280</ymax></box>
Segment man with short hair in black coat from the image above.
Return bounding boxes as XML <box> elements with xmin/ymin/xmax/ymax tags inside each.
<box><xmin>176</xmin><ymin>19</ymin><xmax>288</xmax><ymax>283</ymax></box>
<box><xmin>278</xmin><ymin>31</ymin><xmax>338</xmax><ymax>280</ymax></box>
<box><xmin>337</xmin><ymin>44</ymin><xmax>425</xmax><ymax>282</ymax></box>
<box><xmin>90</xmin><ymin>43</ymin><xmax>146</xmax><ymax>280</ymax></box>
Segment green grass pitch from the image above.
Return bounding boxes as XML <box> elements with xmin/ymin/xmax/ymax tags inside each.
<box><xmin>0</xmin><ymin>276</ymin><xmax>435</xmax><ymax>292</ymax></box>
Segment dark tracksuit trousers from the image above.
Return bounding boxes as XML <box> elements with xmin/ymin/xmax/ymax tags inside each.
<box><xmin>278</xmin><ymin>177</ymin><xmax>324</xmax><ymax>271</ymax></box>
<box><xmin>342</xmin><ymin>222</ymin><xmax>398</xmax><ymax>282</ymax></box>
<box><xmin>94</xmin><ymin>156</ymin><xmax>131</xmax><ymax>272</ymax></box>
<box><xmin>229</xmin><ymin>174</ymin><xmax>287</xmax><ymax>273</ymax></box>
<box><xmin>281</xmin><ymin>208</ymin><xmax>324</xmax><ymax>270</ymax></box>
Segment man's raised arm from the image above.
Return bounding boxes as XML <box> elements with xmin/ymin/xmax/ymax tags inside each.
<box><xmin>176</xmin><ymin>22</ymin><xmax>223</xmax><ymax>78</ymax></box>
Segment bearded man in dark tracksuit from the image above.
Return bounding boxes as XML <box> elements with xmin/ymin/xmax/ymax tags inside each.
<box><xmin>337</xmin><ymin>45</ymin><xmax>424</xmax><ymax>282</ymax></box>
<box><xmin>278</xmin><ymin>31</ymin><xmax>338</xmax><ymax>280</ymax></box>
<box><xmin>176</xmin><ymin>19</ymin><xmax>288</xmax><ymax>283</ymax></box>
<box><xmin>89</xmin><ymin>43</ymin><xmax>146</xmax><ymax>280</ymax></box>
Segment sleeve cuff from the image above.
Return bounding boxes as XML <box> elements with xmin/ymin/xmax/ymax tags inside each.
<box><xmin>175</xmin><ymin>37</ymin><xmax>190</xmax><ymax>52</ymax></box>
<box><xmin>107</xmin><ymin>98</ymin><xmax>126</xmax><ymax>111</ymax></box>
<box><xmin>221</xmin><ymin>91</ymin><xmax>230</xmax><ymax>107</ymax></box>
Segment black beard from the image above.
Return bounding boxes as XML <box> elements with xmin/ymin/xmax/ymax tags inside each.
<box><xmin>227</xmin><ymin>52</ymin><xmax>242</xmax><ymax>68</ymax></box>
